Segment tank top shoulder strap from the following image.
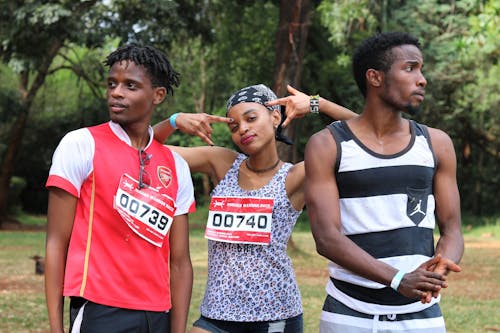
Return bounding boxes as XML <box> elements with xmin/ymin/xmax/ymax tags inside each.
<box><xmin>410</xmin><ymin>120</ymin><xmax>437</xmax><ymax>168</ymax></box>
<box><xmin>325</xmin><ymin>120</ymin><xmax>347</xmax><ymax>173</ymax></box>
<box><xmin>217</xmin><ymin>153</ymin><xmax>245</xmax><ymax>188</ymax></box>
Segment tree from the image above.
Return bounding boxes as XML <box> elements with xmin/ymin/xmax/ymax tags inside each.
<box><xmin>0</xmin><ymin>1</ymin><xmax>98</xmax><ymax>226</ymax></box>
<box><xmin>317</xmin><ymin>0</ymin><xmax>499</xmax><ymax>214</ymax></box>
<box><xmin>272</xmin><ymin>0</ymin><xmax>313</xmax><ymax>163</ymax></box>
<box><xmin>2</xmin><ymin>0</ymin><xmax>497</xmax><ymax>219</ymax></box>
<box><xmin>0</xmin><ymin>0</ymin><xmax>212</xmax><ymax>226</ymax></box>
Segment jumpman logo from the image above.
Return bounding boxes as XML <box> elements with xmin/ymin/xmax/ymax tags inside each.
<box><xmin>410</xmin><ymin>200</ymin><xmax>426</xmax><ymax>216</ymax></box>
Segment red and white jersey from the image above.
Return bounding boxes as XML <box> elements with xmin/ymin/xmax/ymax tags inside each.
<box><xmin>46</xmin><ymin>121</ymin><xmax>195</xmax><ymax>311</ymax></box>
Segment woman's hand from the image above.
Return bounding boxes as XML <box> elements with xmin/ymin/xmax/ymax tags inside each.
<box><xmin>266</xmin><ymin>85</ymin><xmax>310</xmax><ymax>127</ymax></box>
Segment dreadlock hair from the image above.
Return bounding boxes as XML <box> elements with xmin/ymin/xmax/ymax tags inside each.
<box><xmin>352</xmin><ymin>32</ymin><xmax>421</xmax><ymax>98</ymax></box>
<box><xmin>104</xmin><ymin>44</ymin><xmax>180</xmax><ymax>96</ymax></box>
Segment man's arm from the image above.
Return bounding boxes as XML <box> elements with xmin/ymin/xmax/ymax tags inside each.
<box><xmin>265</xmin><ymin>85</ymin><xmax>358</xmax><ymax>127</ymax></box>
<box><xmin>304</xmin><ymin>129</ymin><xmax>446</xmax><ymax>300</ymax></box>
<box><xmin>153</xmin><ymin>113</ymin><xmax>232</xmax><ymax>146</ymax></box>
<box><xmin>45</xmin><ymin>188</ymin><xmax>77</xmax><ymax>333</ymax></box>
<box><xmin>168</xmin><ymin>214</ymin><xmax>193</xmax><ymax>333</ymax></box>
<box><xmin>429</xmin><ymin>128</ymin><xmax>464</xmax><ymax>275</ymax></box>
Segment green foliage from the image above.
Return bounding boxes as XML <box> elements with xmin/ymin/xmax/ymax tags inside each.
<box><xmin>396</xmin><ymin>0</ymin><xmax>500</xmax><ymax>215</ymax></box>
<box><xmin>0</xmin><ymin>0</ymin><xmax>498</xmax><ymax>216</ymax></box>
<box><xmin>318</xmin><ymin>0</ymin><xmax>377</xmax><ymax>47</ymax></box>
<box><xmin>0</xmin><ymin>0</ymin><xmax>222</xmax><ymax>218</ymax></box>
<box><xmin>2</xmin><ymin>1</ymin><xmax>90</xmax><ymax>66</ymax></box>
<box><xmin>7</xmin><ymin>176</ymin><xmax>26</xmax><ymax>214</ymax></box>
<box><xmin>316</xmin><ymin>0</ymin><xmax>499</xmax><ymax>214</ymax></box>
<box><xmin>149</xmin><ymin>1</ymin><xmax>280</xmax><ymax>196</ymax></box>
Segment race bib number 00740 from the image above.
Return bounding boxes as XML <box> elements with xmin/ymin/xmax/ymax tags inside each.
<box><xmin>205</xmin><ymin>196</ymin><xmax>274</xmax><ymax>245</ymax></box>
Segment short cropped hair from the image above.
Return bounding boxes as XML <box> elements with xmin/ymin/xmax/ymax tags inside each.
<box><xmin>352</xmin><ymin>32</ymin><xmax>421</xmax><ymax>97</ymax></box>
<box><xmin>104</xmin><ymin>45</ymin><xmax>180</xmax><ymax>95</ymax></box>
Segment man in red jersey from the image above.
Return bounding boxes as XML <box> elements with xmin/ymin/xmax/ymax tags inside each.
<box><xmin>45</xmin><ymin>45</ymin><xmax>195</xmax><ymax>333</ymax></box>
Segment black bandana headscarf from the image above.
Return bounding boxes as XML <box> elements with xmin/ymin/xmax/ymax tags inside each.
<box><xmin>226</xmin><ymin>84</ymin><xmax>293</xmax><ymax>145</ymax></box>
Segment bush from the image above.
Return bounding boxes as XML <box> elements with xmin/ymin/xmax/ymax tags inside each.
<box><xmin>8</xmin><ymin>176</ymin><xmax>27</xmax><ymax>214</ymax></box>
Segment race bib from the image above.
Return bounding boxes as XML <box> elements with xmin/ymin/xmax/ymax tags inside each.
<box><xmin>114</xmin><ymin>174</ymin><xmax>175</xmax><ymax>247</ymax></box>
<box><xmin>205</xmin><ymin>196</ymin><xmax>274</xmax><ymax>245</ymax></box>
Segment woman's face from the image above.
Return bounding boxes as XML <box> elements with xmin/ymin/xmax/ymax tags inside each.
<box><xmin>227</xmin><ymin>102</ymin><xmax>280</xmax><ymax>154</ymax></box>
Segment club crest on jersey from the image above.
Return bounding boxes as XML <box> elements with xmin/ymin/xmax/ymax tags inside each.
<box><xmin>157</xmin><ymin>166</ymin><xmax>172</xmax><ymax>188</ymax></box>
<box><xmin>406</xmin><ymin>187</ymin><xmax>429</xmax><ymax>225</ymax></box>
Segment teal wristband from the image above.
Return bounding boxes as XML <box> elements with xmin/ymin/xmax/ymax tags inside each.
<box><xmin>169</xmin><ymin>113</ymin><xmax>179</xmax><ymax>129</ymax></box>
<box><xmin>390</xmin><ymin>270</ymin><xmax>405</xmax><ymax>291</ymax></box>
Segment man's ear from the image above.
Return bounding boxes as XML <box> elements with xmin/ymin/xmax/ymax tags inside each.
<box><xmin>153</xmin><ymin>87</ymin><xmax>167</xmax><ymax>105</ymax></box>
<box><xmin>366</xmin><ymin>69</ymin><xmax>383</xmax><ymax>88</ymax></box>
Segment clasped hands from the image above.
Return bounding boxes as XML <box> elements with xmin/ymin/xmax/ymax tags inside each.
<box><xmin>399</xmin><ymin>254</ymin><xmax>461</xmax><ymax>303</ymax></box>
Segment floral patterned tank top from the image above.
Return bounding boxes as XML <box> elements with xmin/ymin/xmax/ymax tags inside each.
<box><xmin>199</xmin><ymin>153</ymin><xmax>303</xmax><ymax>321</ymax></box>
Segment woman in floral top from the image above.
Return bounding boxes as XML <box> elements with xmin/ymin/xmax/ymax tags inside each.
<box><xmin>154</xmin><ymin>84</ymin><xmax>355</xmax><ymax>333</ymax></box>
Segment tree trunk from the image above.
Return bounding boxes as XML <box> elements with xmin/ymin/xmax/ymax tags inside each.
<box><xmin>0</xmin><ymin>41</ymin><xmax>63</xmax><ymax>227</ymax></box>
<box><xmin>0</xmin><ymin>111</ymin><xmax>28</xmax><ymax>224</ymax></box>
<box><xmin>272</xmin><ymin>0</ymin><xmax>312</xmax><ymax>163</ymax></box>
<box><xmin>272</xmin><ymin>0</ymin><xmax>312</xmax><ymax>249</ymax></box>
<box><xmin>194</xmin><ymin>52</ymin><xmax>211</xmax><ymax>198</ymax></box>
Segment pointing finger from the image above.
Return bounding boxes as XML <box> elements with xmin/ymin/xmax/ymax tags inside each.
<box><xmin>196</xmin><ymin>130</ymin><xmax>214</xmax><ymax>146</ymax></box>
<box><xmin>266</xmin><ymin>98</ymin><xmax>288</xmax><ymax>107</ymax></box>
<box><xmin>207</xmin><ymin>115</ymin><xmax>233</xmax><ymax>124</ymax></box>
<box><xmin>287</xmin><ymin>84</ymin><xmax>300</xmax><ymax>95</ymax></box>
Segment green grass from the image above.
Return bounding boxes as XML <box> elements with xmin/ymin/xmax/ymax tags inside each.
<box><xmin>0</xmin><ymin>231</ymin><xmax>47</xmax><ymax>333</ymax></box>
<box><xmin>12</xmin><ymin>211</ymin><xmax>47</xmax><ymax>227</ymax></box>
<box><xmin>461</xmin><ymin>214</ymin><xmax>500</xmax><ymax>239</ymax></box>
<box><xmin>1</xmin><ymin>213</ymin><xmax>499</xmax><ymax>332</ymax></box>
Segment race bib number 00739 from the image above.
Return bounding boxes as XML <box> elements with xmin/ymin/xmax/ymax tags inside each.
<box><xmin>205</xmin><ymin>196</ymin><xmax>274</xmax><ymax>245</ymax></box>
<box><xmin>114</xmin><ymin>174</ymin><xmax>175</xmax><ymax>247</ymax></box>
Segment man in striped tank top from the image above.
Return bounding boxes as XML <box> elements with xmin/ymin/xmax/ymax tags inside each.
<box><xmin>304</xmin><ymin>32</ymin><xmax>464</xmax><ymax>333</ymax></box>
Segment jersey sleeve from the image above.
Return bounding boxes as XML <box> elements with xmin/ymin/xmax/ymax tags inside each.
<box><xmin>45</xmin><ymin>128</ymin><xmax>94</xmax><ymax>197</ymax></box>
<box><xmin>172</xmin><ymin>151</ymin><xmax>196</xmax><ymax>215</ymax></box>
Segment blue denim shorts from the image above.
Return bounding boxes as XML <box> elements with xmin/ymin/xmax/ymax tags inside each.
<box><xmin>193</xmin><ymin>314</ymin><xmax>303</xmax><ymax>333</ymax></box>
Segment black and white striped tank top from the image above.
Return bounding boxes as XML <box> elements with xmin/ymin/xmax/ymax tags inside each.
<box><xmin>326</xmin><ymin>119</ymin><xmax>439</xmax><ymax>315</ymax></box>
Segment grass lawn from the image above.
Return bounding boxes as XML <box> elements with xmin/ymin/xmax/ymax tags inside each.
<box><xmin>0</xmin><ymin>213</ymin><xmax>498</xmax><ymax>332</ymax></box>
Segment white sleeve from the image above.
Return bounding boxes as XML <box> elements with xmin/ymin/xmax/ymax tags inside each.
<box><xmin>48</xmin><ymin>128</ymin><xmax>94</xmax><ymax>197</ymax></box>
<box><xmin>172</xmin><ymin>151</ymin><xmax>195</xmax><ymax>216</ymax></box>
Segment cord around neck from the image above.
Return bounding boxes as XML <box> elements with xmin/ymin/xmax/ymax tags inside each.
<box><xmin>245</xmin><ymin>158</ymin><xmax>280</xmax><ymax>173</ymax></box>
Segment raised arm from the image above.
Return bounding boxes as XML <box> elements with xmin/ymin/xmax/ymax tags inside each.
<box><xmin>266</xmin><ymin>85</ymin><xmax>357</xmax><ymax>127</ymax></box>
<box><xmin>153</xmin><ymin>112</ymin><xmax>237</xmax><ymax>184</ymax></box>
<box><xmin>153</xmin><ymin>112</ymin><xmax>232</xmax><ymax>146</ymax></box>
<box><xmin>304</xmin><ymin>129</ymin><xmax>446</xmax><ymax>301</ymax></box>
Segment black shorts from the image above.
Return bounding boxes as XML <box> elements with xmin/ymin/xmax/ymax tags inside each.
<box><xmin>192</xmin><ymin>314</ymin><xmax>303</xmax><ymax>333</ymax></box>
<box><xmin>69</xmin><ymin>297</ymin><xmax>170</xmax><ymax>333</ymax></box>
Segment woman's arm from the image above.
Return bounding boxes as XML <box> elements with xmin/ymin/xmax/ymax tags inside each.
<box><xmin>266</xmin><ymin>85</ymin><xmax>357</xmax><ymax>127</ymax></box>
<box><xmin>168</xmin><ymin>145</ymin><xmax>237</xmax><ymax>186</ymax></box>
<box><xmin>276</xmin><ymin>85</ymin><xmax>358</xmax><ymax>209</ymax></box>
